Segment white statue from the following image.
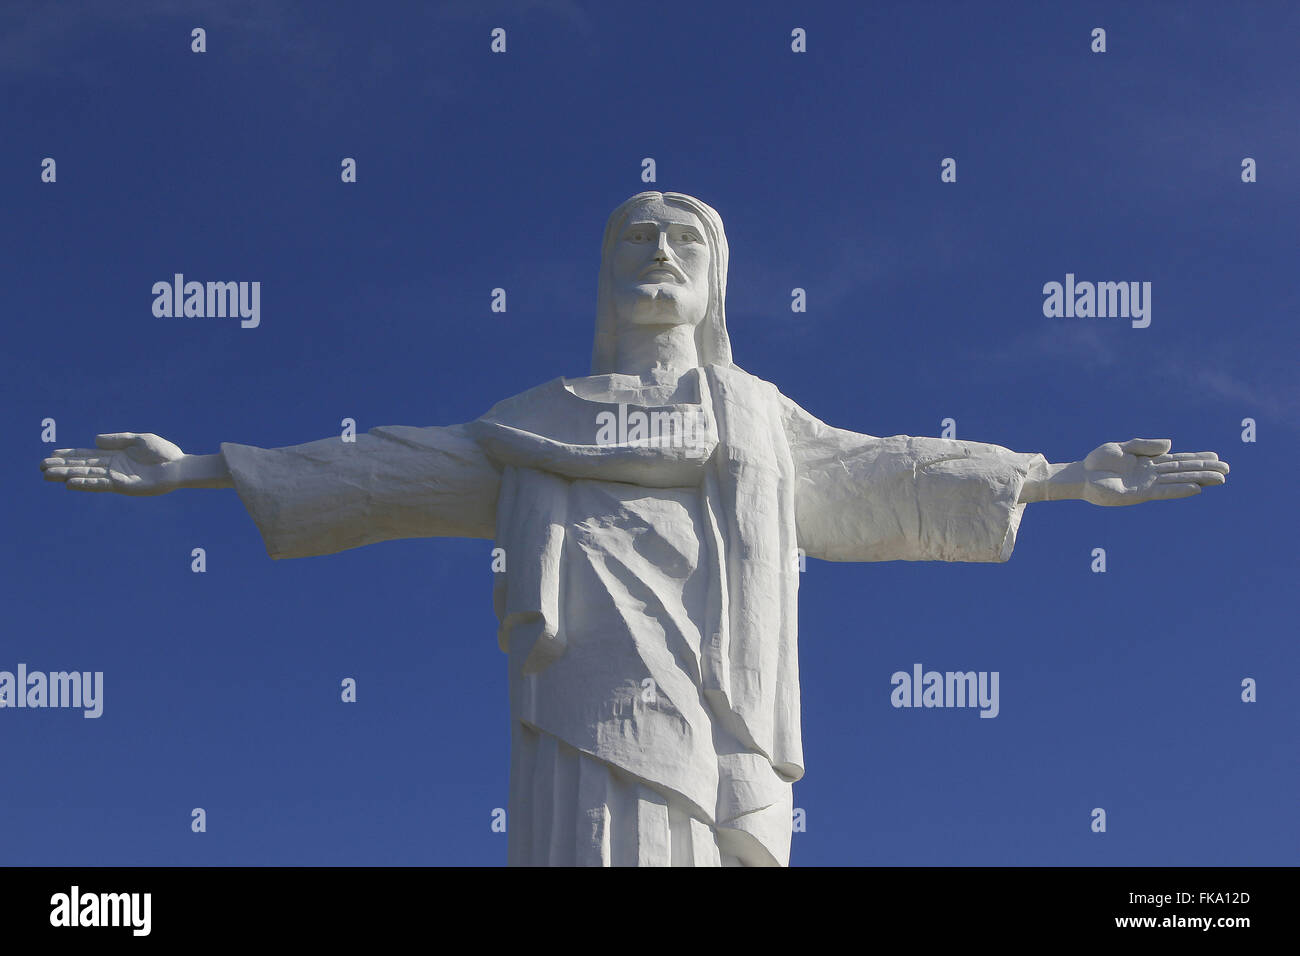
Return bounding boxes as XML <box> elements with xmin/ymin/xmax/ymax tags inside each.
<box><xmin>41</xmin><ymin>191</ymin><xmax>1228</xmax><ymax>866</ymax></box>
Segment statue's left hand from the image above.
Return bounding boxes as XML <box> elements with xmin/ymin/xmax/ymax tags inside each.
<box><xmin>41</xmin><ymin>432</ymin><xmax>186</xmax><ymax>495</ymax></box>
<box><xmin>1080</xmin><ymin>438</ymin><xmax>1228</xmax><ymax>506</ymax></box>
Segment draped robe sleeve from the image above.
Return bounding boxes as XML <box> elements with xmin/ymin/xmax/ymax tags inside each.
<box><xmin>778</xmin><ymin>395</ymin><xmax>1048</xmax><ymax>564</ymax></box>
<box><xmin>220</xmin><ymin>424</ymin><xmax>500</xmax><ymax>560</ymax></box>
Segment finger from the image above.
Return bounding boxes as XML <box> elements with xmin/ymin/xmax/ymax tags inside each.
<box><xmin>1154</xmin><ymin>459</ymin><xmax>1230</xmax><ymax>474</ymax></box>
<box><xmin>95</xmin><ymin>433</ymin><xmax>141</xmax><ymax>449</ymax></box>
<box><xmin>66</xmin><ymin>477</ymin><xmax>114</xmax><ymax>491</ymax></box>
<box><xmin>1145</xmin><ymin>482</ymin><xmax>1202</xmax><ymax>501</ymax></box>
<box><xmin>1151</xmin><ymin>451</ymin><xmax>1219</xmax><ymax>462</ymax></box>
<box><xmin>1120</xmin><ymin>438</ymin><xmax>1171</xmax><ymax>456</ymax></box>
<box><xmin>1155</xmin><ymin>471</ymin><xmax>1225</xmax><ymax>486</ymax></box>
<box><xmin>42</xmin><ymin>456</ymin><xmax>111</xmax><ymax>468</ymax></box>
<box><xmin>42</xmin><ymin>449</ymin><xmax>101</xmax><ymax>464</ymax></box>
<box><xmin>43</xmin><ymin>466</ymin><xmax>109</xmax><ymax>479</ymax></box>
<box><xmin>44</xmin><ymin>465</ymin><xmax>108</xmax><ymax>478</ymax></box>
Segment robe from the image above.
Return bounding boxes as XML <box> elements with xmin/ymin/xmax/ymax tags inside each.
<box><xmin>220</xmin><ymin>363</ymin><xmax>1046</xmax><ymax>866</ymax></box>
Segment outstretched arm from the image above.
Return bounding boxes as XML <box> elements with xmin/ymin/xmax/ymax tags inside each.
<box><xmin>779</xmin><ymin>393</ymin><xmax>1228</xmax><ymax>565</ymax></box>
<box><xmin>779</xmin><ymin>395</ymin><xmax>1046</xmax><ymax>563</ymax></box>
<box><xmin>1018</xmin><ymin>438</ymin><xmax>1228</xmax><ymax>505</ymax></box>
<box><xmin>41</xmin><ymin>426</ymin><xmax>501</xmax><ymax>558</ymax></box>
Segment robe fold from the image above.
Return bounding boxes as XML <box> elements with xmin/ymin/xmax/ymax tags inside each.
<box><xmin>220</xmin><ymin>363</ymin><xmax>1046</xmax><ymax>866</ymax></box>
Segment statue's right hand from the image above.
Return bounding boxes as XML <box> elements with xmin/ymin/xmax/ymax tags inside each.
<box><xmin>41</xmin><ymin>433</ymin><xmax>185</xmax><ymax>495</ymax></box>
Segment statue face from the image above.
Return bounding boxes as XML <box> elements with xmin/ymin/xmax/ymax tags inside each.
<box><xmin>610</xmin><ymin>199</ymin><xmax>711</xmax><ymax>328</ymax></box>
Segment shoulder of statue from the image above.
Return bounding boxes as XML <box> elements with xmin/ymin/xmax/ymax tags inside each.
<box><xmin>478</xmin><ymin>376</ymin><xmax>568</xmax><ymax>417</ymax></box>
<box><xmin>704</xmin><ymin>362</ymin><xmax>785</xmax><ymax>400</ymax></box>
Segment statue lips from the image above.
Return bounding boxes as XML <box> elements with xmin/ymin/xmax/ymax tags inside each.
<box><xmin>640</xmin><ymin>264</ymin><xmax>683</xmax><ymax>283</ymax></box>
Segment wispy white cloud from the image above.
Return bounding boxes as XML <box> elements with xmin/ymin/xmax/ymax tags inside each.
<box><xmin>0</xmin><ymin>0</ymin><xmax>595</xmax><ymax>94</ymax></box>
<box><xmin>973</xmin><ymin>323</ymin><xmax>1298</xmax><ymax>428</ymax></box>
<box><xmin>0</xmin><ymin>0</ymin><xmax>310</xmax><ymax>77</ymax></box>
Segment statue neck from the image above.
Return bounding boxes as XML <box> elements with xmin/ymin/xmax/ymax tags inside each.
<box><xmin>610</xmin><ymin>323</ymin><xmax>699</xmax><ymax>380</ymax></box>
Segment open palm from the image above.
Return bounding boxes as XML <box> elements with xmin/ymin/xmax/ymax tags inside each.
<box><xmin>40</xmin><ymin>432</ymin><xmax>184</xmax><ymax>495</ymax></box>
<box><xmin>1081</xmin><ymin>438</ymin><xmax>1228</xmax><ymax>506</ymax></box>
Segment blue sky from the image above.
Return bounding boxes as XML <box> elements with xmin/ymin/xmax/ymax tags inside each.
<box><xmin>2</xmin><ymin>0</ymin><xmax>1295</xmax><ymax>866</ymax></box>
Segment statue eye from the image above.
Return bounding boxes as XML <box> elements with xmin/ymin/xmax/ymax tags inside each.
<box><xmin>680</xmin><ymin>231</ymin><xmax>699</xmax><ymax>242</ymax></box>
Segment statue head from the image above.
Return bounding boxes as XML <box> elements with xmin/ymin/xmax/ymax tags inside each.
<box><xmin>591</xmin><ymin>191</ymin><xmax>732</xmax><ymax>373</ymax></box>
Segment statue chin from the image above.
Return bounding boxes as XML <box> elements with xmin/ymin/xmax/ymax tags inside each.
<box><xmin>615</xmin><ymin>287</ymin><xmax>706</xmax><ymax>327</ymax></box>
